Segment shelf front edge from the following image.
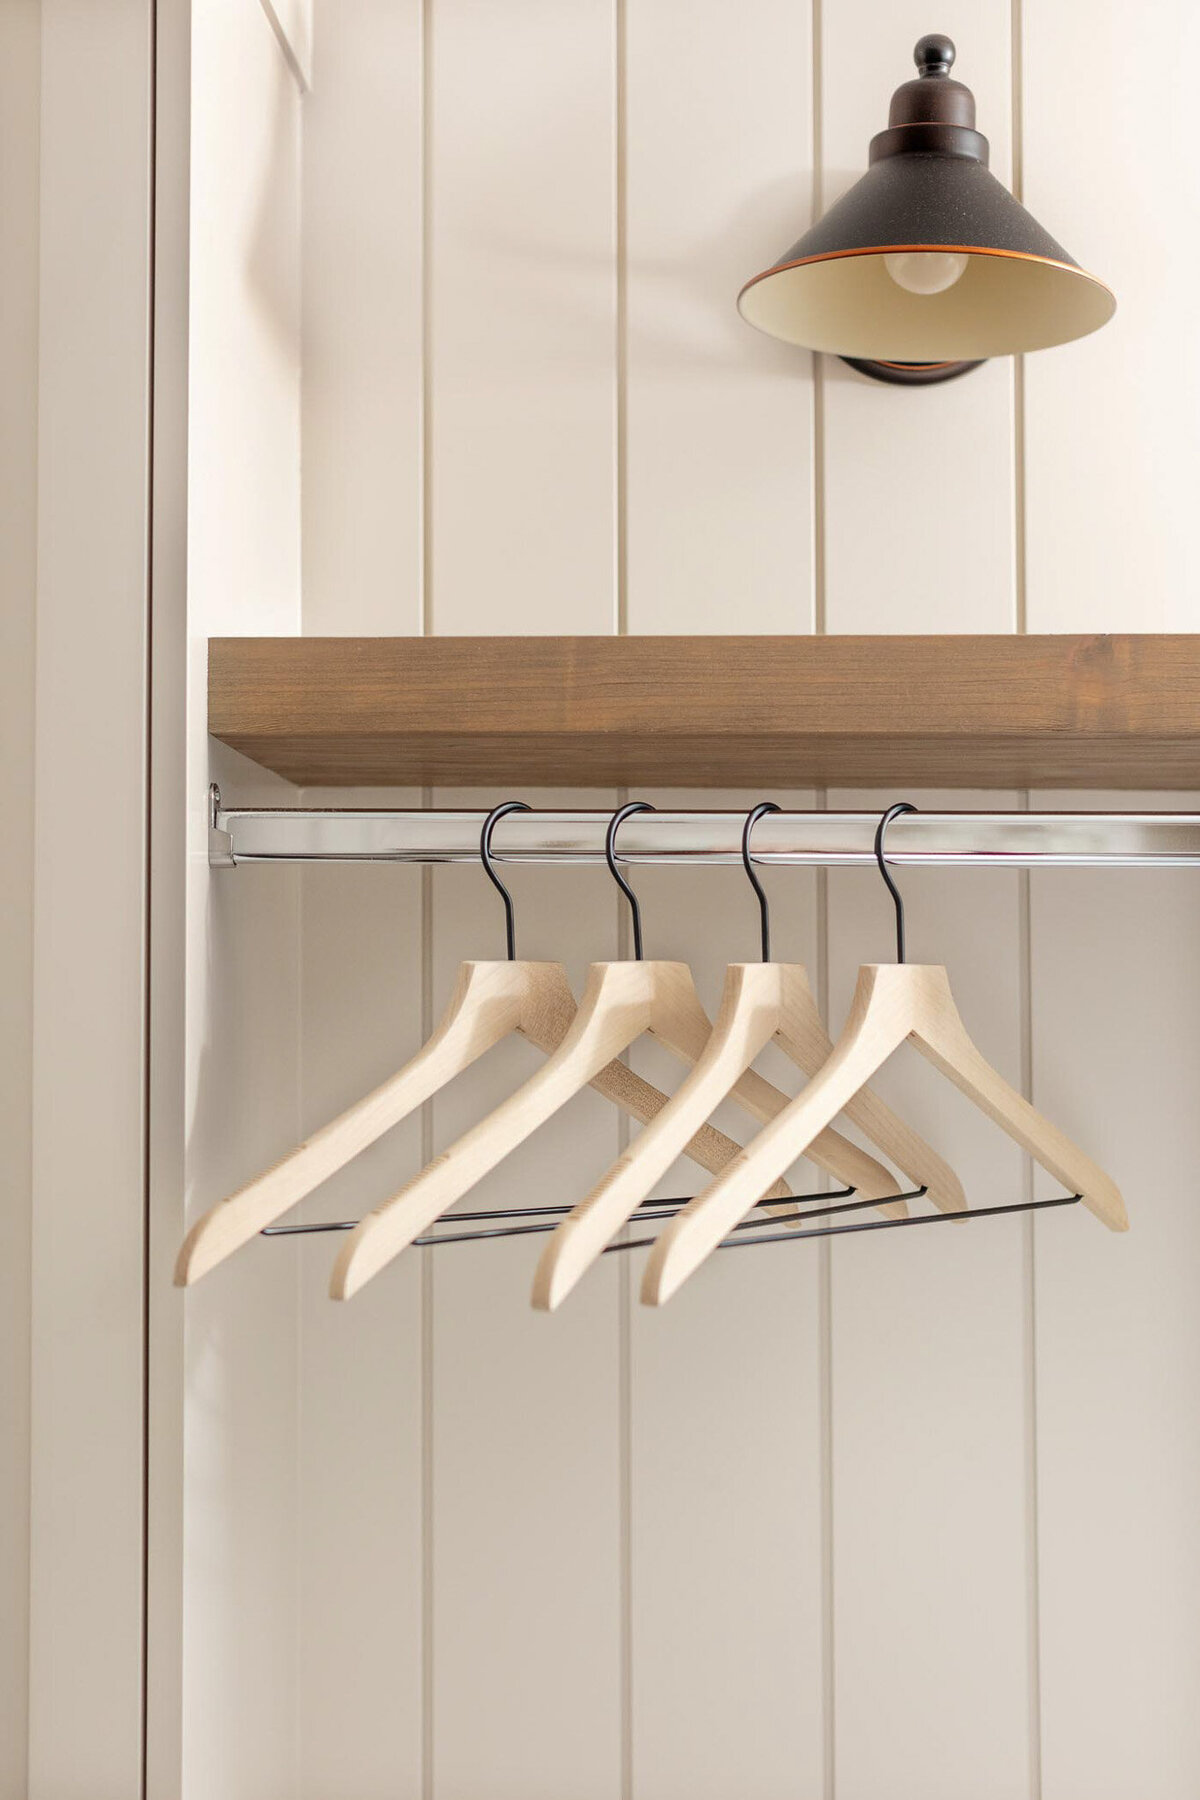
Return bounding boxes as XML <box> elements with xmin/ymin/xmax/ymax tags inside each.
<box><xmin>209</xmin><ymin>634</ymin><xmax>1200</xmax><ymax>790</ymax></box>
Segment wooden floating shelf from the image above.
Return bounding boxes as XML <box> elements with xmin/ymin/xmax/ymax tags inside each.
<box><xmin>209</xmin><ymin>633</ymin><xmax>1200</xmax><ymax>790</ymax></box>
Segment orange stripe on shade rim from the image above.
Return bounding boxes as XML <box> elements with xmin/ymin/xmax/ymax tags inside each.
<box><xmin>738</xmin><ymin>243</ymin><xmax>1115</xmax><ymax>307</ymax></box>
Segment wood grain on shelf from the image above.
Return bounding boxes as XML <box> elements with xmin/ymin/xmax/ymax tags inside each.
<box><xmin>208</xmin><ymin>633</ymin><xmax>1200</xmax><ymax>789</ymax></box>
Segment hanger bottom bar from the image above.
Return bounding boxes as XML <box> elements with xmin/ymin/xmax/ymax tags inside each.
<box><xmin>261</xmin><ymin>1188</ymin><xmax>1081</xmax><ymax>1253</ymax></box>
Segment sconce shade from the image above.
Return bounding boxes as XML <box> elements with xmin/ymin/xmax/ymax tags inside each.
<box><xmin>739</xmin><ymin>36</ymin><xmax>1114</xmax><ymax>363</ymax></box>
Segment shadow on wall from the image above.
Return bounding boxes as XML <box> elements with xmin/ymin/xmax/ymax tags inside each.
<box><xmin>445</xmin><ymin>150</ymin><xmax>846</xmax><ymax>373</ymax></box>
<box><xmin>246</xmin><ymin>35</ymin><xmax>300</xmax><ymax>357</ymax></box>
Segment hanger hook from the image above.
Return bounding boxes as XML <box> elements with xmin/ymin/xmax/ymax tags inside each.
<box><xmin>741</xmin><ymin>802</ymin><xmax>780</xmax><ymax>962</ymax></box>
<box><xmin>606</xmin><ymin>801</ymin><xmax>655</xmax><ymax>961</ymax></box>
<box><xmin>480</xmin><ymin>801</ymin><xmax>531</xmax><ymax>961</ymax></box>
<box><xmin>874</xmin><ymin>802</ymin><xmax>918</xmax><ymax>964</ymax></box>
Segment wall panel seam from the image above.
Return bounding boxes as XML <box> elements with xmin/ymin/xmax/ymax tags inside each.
<box><xmin>420</xmin><ymin>3</ymin><xmax>435</xmax><ymax>1791</ymax></box>
<box><xmin>615</xmin><ymin>0</ymin><xmax>632</xmax><ymax>1791</ymax></box>
<box><xmin>1011</xmin><ymin>0</ymin><xmax>1043</xmax><ymax>1787</ymax></box>
<box><xmin>811</xmin><ymin>0</ymin><xmax>835</xmax><ymax>1793</ymax></box>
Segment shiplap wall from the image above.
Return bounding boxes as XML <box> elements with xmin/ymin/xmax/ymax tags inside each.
<box><xmin>182</xmin><ymin>2</ymin><xmax>1200</xmax><ymax>1797</ymax></box>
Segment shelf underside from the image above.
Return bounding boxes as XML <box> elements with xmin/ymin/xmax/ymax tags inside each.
<box><xmin>208</xmin><ymin>634</ymin><xmax>1200</xmax><ymax>790</ymax></box>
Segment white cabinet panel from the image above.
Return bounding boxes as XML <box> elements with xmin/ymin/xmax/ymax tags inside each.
<box><xmin>29</xmin><ymin>2</ymin><xmax>154</xmax><ymax>1792</ymax></box>
<box><xmin>0</xmin><ymin>3</ymin><xmax>39</xmax><ymax>1790</ymax></box>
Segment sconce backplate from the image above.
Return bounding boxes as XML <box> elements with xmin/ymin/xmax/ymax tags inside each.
<box><xmin>839</xmin><ymin>356</ymin><xmax>985</xmax><ymax>385</ymax></box>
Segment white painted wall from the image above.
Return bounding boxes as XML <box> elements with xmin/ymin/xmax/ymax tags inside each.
<box><xmin>55</xmin><ymin>0</ymin><xmax>1200</xmax><ymax>1793</ymax></box>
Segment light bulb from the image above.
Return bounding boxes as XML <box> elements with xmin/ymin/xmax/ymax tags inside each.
<box><xmin>884</xmin><ymin>250</ymin><xmax>969</xmax><ymax>296</ymax></box>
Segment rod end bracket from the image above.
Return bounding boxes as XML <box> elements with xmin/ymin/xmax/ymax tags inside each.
<box><xmin>208</xmin><ymin>783</ymin><xmax>235</xmax><ymax>868</ymax></box>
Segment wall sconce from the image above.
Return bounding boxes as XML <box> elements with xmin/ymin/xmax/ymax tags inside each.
<box><xmin>738</xmin><ymin>34</ymin><xmax>1114</xmax><ymax>385</ymax></box>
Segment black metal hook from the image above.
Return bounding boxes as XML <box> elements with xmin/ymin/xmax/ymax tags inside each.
<box><xmin>480</xmin><ymin>801</ymin><xmax>531</xmax><ymax>961</ymax></box>
<box><xmin>874</xmin><ymin>802</ymin><xmax>918</xmax><ymax>963</ymax></box>
<box><xmin>741</xmin><ymin>802</ymin><xmax>780</xmax><ymax>962</ymax></box>
<box><xmin>605</xmin><ymin>801</ymin><xmax>655</xmax><ymax>961</ymax></box>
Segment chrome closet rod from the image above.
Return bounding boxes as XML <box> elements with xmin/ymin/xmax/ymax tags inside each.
<box><xmin>208</xmin><ymin>792</ymin><xmax>1200</xmax><ymax>868</ymax></box>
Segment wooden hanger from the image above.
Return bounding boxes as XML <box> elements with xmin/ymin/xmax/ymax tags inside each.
<box><xmin>176</xmin><ymin>805</ymin><xmax>776</xmax><ymax>1286</ymax></box>
<box><xmin>330</xmin><ymin>957</ymin><xmax>904</xmax><ymax>1299</ymax></box>
<box><xmin>642</xmin><ymin>807</ymin><xmax>1128</xmax><ymax>1307</ymax></box>
<box><xmin>330</xmin><ymin>804</ymin><xmax>903</xmax><ymax>1300</ymax></box>
<box><xmin>532</xmin><ymin>959</ymin><xmax>964</xmax><ymax>1311</ymax></box>
<box><xmin>532</xmin><ymin>805</ymin><xmax>962</xmax><ymax>1311</ymax></box>
<box><xmin>175</xmin><ymin>956</ymin><xmax>757</xmax><ymax>1284</ymax></box>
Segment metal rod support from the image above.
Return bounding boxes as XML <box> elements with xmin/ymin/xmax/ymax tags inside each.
<box><xmin>210</xmin><ymin>794</ymin><xmax>1200</xmax><ymax>870</ymax></box>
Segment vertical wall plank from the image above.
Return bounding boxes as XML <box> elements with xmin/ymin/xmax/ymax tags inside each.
<box><xmin>628</xmin><ymin>790</ymin><xmax>827</xmax><ymax>1800</ymax></box>
<box><xmin>0</xmin><ymin>3</ymin><xmax>39</xmax><ymax>1790</ymax></box>
<box><xmin>298</xmin><ymin>5</ymin><xmax>427</xmax><ymax>1792</ymax></box>
<box><xmin>302</xmin><ymin>0</ymin><xmax>423</xmax><ymax>635</ymax></box>
<box><xmin>1030</xmin><ymin>795</ymin><xmax>1200</xmax><ymax>1798</ymax></box>
<box><xmin>1022</xmin><ymin>2</ymin><xmax>1200</xmax><ymax>632</ymax></box>
<box><xmin>430</xmin><ymin>0</ymin><xmax>617</xmax><ymax>634</ymax></box>
<box><xmin>1024</xmin><ymin>8</ymin><xmax>1200</xmax><ymax>1791</ymax></box>
<box><xmin>296</xmin><ymin>855</ymin><xmax>425</xmax><ymax>1800</ymax></box>
<box><xmin>28</xmin><ymin>3</ymin><xmax>154</xmax><ymax>1791</ymax></box>
<box><xmin>182</xmin><ymin>3</ymin><xmax>304</xmax><ymax>1793</ymax></box>
<box><xmin>821</xmin><ymin>3</ymin><xmax>1016</xmax><ymax>633</ymax></box>
<box><xmin>624</xmin><ymin>0</ymin><xmax>815</xmax><ymax>634</ymax></box>
<box><xmin>825</xmin><ymin>796</ymin><xmax>1033</xmax><ymax>1800</ymax></box>
<box><xmin>820</xmin><ymin>12</ymin><xmax>1028</xmax><ymax>1788</ymax></box>
<box><xmin>188</xmin><ymin>0</ymin><xmax>302</xmax><ymax>640</ymax></box>
<box><xmin>428</xmin><ymin>791</ymin><xmax>622</xmax><ymax>1800</ymax></box>
<box><xmin>820</xmin><ymin>9</ymin><xmax>1029</xmax><ymax>1791</ymax></box>
<box><xmin>427</xmin><ymin>1</ymin><xmax>620</xmax><ymax>1789</ymax></box>
<box><xmin>624</xmin><ymin>0</ymin><xmax>824</xmax><ymax>1787</ymax></box>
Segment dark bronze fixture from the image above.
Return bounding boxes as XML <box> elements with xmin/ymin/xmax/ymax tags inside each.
<box><xmin>739</xmin><ymin>34</ymin><xmax>1115</xmax><ymax>384</ymax></box>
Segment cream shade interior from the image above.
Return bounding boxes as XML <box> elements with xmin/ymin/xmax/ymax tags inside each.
<box><xmin>739</xmin><ymin>249</ymin><xmax>1115</xmax><ymax>358</ymax></box>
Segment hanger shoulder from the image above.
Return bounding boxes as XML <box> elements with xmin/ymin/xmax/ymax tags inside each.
<box><xmin>173</xmin><ymin>959</ymin><xmax>533</xmax><ymax>1286</ymax></box>
<box><xmin>907</xmin><ymin>966</ymin><xmax>1129</xmax><ymax>1231</ymax></box>
<box><xmin>642</xmin><ymin>964</ymin><xmax>918</xmax><ymax>1305</ymax></box>
<box><xmin>330</xmin><ymin>962</ymin><xmax>660</xmax><ymax>1300</ymax></box>
<box><xmin>514</xmin><ymin>958</ymin><xmax>585</xmax><ymax>1046</ymax></box>
<box><xmin>647</xmin><ymin>964</ymin><xmax>903</xmax><ymax>1207</ymax></box>
<box><xmin>519</xmin><ymin>960</ymin><xmax>785</xmax><ymax>1191</ymax></box>
<box><xmin>585</xmin><ymin>1056</ymin><xmax>782</xmax><ymax>1185</ymax></box>
<box><xmin>532</xmin><ymin>965</ymin><xmax>789</xmax><ymax>1310</ymax></box>
<box><xmin>773</xmin><ymin>965</ymin><xmax>965</xmax><ymax>1214</ymax></box>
